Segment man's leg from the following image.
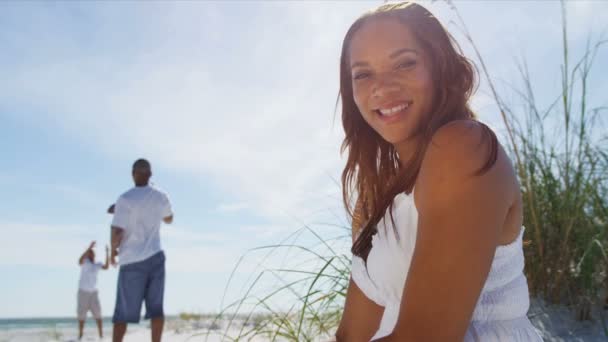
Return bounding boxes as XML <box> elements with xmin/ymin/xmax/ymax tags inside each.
<box><xmin>113</xmin><ymin>262</ymin><xmax>146</xmax><ymax>342</ymax></box>
<box><xmin>144</xmin><ymin>252</ymin><xmax>166</xmax><ymax>342</ymax></box>
<box><xmin>151</xmin><ymin>318</ymin><xmax>164</xmax><ymax>342</ymax></box>
<box><xmin>113</xmin><ymin>323</ymin><xmax>127</xmax><ymax>342</ymax></box>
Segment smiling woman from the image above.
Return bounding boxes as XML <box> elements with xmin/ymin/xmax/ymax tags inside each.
<box><xmin>335</xmin><ymin>2</ymin><xmax>542</xmax><ymax>341</ymax></box>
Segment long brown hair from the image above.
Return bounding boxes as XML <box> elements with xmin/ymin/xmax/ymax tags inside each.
<box><xmin>339</xmin><ymin>2</ymin><xmax>498</xmax><ymax>261</ymax></box>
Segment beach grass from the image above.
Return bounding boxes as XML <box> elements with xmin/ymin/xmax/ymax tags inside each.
<box><xmin>449</xmin><ymin>0</ymin><xmax>608</xmax><ymax>321</ymax></box>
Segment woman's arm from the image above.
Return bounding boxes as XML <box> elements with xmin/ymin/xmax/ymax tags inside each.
<box><xmin>335</xmin><ymin>197</ymin><xmax>384</xmax><ymax>342</ymax></box>
<box><xmin>375</xmin><ymin>121</ymin><xmax>514</xmax><ymax>341</ymax></box>
<box><xmin>336</xmin><ymin>279</ymin><xmax>384</xmax><ymax>342</ymax></box>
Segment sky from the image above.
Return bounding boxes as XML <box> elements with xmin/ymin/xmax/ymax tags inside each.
<box><xmin>0</xmin><ymin>0</ymin><xmax>606</xmax><ymax>318</ymax></box>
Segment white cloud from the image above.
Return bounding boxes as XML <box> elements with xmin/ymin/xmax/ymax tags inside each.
<box><xmin>0</xmin><ymin>220</ymin><xmax>258</xmax><ymax>275</ymax></box>
<box><xmin>162</xmin><ymin>225</ymin><xmax>235</xmax><ymax>245</ymax></box>
<box><xmin>1</xmin><ymin>2</ymin><xmax>374</xmax><ymax>227</ymax></box>
<box><xmin>3</xmin><ymin>2</ymin><xmax>607</xmax><ymax>232</ymax></box>
<box><xmin>8</xmin><ymin>1</ymin><xmax>603</xmax><ymax>222</ymax></box>
<box><xmin>216</xmin><ymin>202</ymin><xmax>250</xmax><ymax>213</ymax></box>
<box><xmin>0</xmin><ymin>222</ymin><xmax>107</xmax><ymax>268</ymax></box>
<box><xmin>2</xmin><ymin>0</ymin><xmax>606</xmax><ymax>255</ymax></box>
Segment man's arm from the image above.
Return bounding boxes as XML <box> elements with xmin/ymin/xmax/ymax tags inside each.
<box><xmin>79</xmin><ymin>241</ymin><xmax>95</xmax><ymax>265</ymax></box>
<box><xmin>109</xmin><ymin>196</ymin><xmax>129</xmax><ymax>266</ymax></box>
<box><xmin>110</xmin><ymin>226</ymin><xmax>124</xmax><ymax>266</ymax></box>
<box><xmin>160</xmin><ymin>192</ymin><xmax>174</xmax><ymax>225</ymax></box>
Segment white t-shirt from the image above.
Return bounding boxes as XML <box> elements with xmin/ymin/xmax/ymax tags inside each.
<box><xmin>111</xmin><ymin>185</ymin><xmax>172</xmax><ymax>265</ymax></box>
<box><xmin>79</xmin><ymin>259</ymin><xmax>103</xmax><ymax>292</ymax></box>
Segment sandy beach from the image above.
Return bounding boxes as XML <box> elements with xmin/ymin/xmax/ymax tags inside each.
<box><xmin>0</xmin><ymin>317</ymin><xmax>285</xmax><ymax>342</ymax></box>
<box><xmin>2</xmin><ymin>304</ymin><xmax>607</xmax><ymax>342</ymax></box>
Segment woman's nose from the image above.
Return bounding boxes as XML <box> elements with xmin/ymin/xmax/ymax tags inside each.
<box><xmin>371</xmin><ymin>74</ymin><xmax>400</xmax><ymax>98</ymax></box>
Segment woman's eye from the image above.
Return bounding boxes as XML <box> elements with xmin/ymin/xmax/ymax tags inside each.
<box><xmin>397</xmin><ymin>60</ymin><xmax>416</xmax><ymax>69</ymax></box>
<box><xmin>353</xmin><ymin>72</ymin><xmax>370</xmax><ymax>80</ymax></box>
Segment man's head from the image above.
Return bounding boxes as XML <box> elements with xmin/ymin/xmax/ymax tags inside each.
<box><xmin>132</xmin><ymin>158</ymin><xmax>152</xmax><ymax>186</ymax></box>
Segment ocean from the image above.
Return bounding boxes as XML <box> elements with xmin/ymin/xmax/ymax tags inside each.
<box><xmin>0</xmin><ymin>317</ymin><xmax>146</xmax><ymax>342</ymax></box>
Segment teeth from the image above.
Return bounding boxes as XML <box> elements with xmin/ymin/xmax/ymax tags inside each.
<box><xmin>378</xmin><ymin>102</ymin><xmax>410</xmax><ymax>116</ymax></box>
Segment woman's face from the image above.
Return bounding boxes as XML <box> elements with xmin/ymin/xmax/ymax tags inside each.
<box><xmin>349</xmin><ymin>17</ymin><xmax>434</xmax><ymax>149</ymax></box>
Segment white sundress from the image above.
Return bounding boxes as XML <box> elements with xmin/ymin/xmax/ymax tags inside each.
<box><xmin>351</xmin><ymin>191</ymin><xmax>543</xmax><ymax>341</ymax></box>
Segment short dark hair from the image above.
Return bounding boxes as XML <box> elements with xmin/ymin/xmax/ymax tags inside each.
<box><xmin>132</xmin><ymin>158</ymin><xmax>151</xmax><ymax>172</ymax></box>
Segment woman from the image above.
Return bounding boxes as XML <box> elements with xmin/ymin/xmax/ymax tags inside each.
<box><xmin>334</xmin><ymin>2</ymin><xmax>541</xmax><ymax>341</ymax></box>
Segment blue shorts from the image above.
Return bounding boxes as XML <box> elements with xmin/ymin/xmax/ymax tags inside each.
<box><xmin>112</xmin><ymin>251</ymin><xmax>165</xmax><ymax>323</ymax></box>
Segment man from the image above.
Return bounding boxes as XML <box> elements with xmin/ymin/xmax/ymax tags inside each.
<box><xmin>77</xmin><ymin>241</ymin><xmax>109</xmax><ymax>340</ymax></box>
<box><xmin>107</xmin><ymin>158</ymin><xmax>173</xmax><ymax>342</ymax></box>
